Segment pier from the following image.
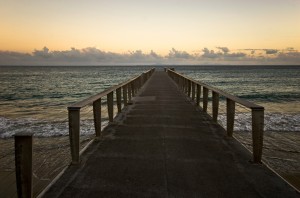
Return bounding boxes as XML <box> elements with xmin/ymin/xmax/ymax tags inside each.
<box><xmin>10</xmin><ymin>69</ymin><xmax>299</xmax><ymax>197</ymax></box>
<box><xmin>40</xmin><ymin>69</ymin><xmax>298</xmax><ymax>197</ymax></box>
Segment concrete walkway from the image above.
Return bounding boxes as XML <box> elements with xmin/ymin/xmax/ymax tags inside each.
<box><xmin>44</xmin><ymin>71</ymin><xmax>298</xmax><ymax>197</ymax></box>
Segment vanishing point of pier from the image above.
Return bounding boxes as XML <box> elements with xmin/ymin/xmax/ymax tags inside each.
<box><xmin>14</xmin><ymin>69</ymin><xmax>298</xmax><ymax>197</ymax></box>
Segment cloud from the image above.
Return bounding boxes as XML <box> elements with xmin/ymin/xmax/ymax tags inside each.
<box><xmin>33</xmin><ymin>47</ymin><xmax>51</xmax><ymax>58</ymax></box>
<box><xmin>202</xmin><ymin>48</ymin><xmax>221</xmax><ymax>58</ymax></box>
<box><xmin>224</xmin><ymin>52</ymin><xmax>246</xmax><ymax>58</ymax></box>
<box><xmin>0</xmin><ymin>46</ymin><xmax>299</xmax><ymax>65</ymax></box>
<box><xmin>167</xmin><ymin>48</ymin><xmax>191</xmax><ymax>59</ymax></box>
<box><xmin>202</xmin><ymin>47</ymin><xmax>245</xmax><ymax>59</ymax></box>
<box><xmin>264</xmin><ymin>49</ymin><xmax>278</xmax><ymax>55</ymax></box>
<box><xmin>276</xmin><ymin>51</ymin><xmax>300</xmax><ymax>63</ymax></box>
<box><xmin>216</xmin><ymin>47</ymin><xmax>230</xmax><ymax>53</ymax></box>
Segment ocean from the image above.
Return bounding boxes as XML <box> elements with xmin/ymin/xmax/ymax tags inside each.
<box><xmin>0</xmin><ymin>65</ymin><xmax>299</xmax><ymax>138</ymax></box>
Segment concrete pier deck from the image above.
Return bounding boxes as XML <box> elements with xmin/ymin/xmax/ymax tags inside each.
<box><xmin>44</xmin><ymin>71</ymin><xmax>298</xmax><ymax>197</ymax></box>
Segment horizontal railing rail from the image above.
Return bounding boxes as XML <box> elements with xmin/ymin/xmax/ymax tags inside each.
<box><xmin>166</xmin><ymin>68</ymin><xmax>264</xmax><ymax>163</ymax></box>
<box><xmin>68</xmin><ymin>68</ymin><xmax>155</xmax><ymax>164</ymax></box>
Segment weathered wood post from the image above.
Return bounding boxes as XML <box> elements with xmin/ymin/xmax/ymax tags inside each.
<box><xmin>122</xmin><ymin>85</ymin><xmax>128</xmax><ymax>106</ymax></box>
<box><xmin>137</xmin><ymin>76</ymin><xmax>141</xmax><ymax>90</ymax></box>
<box><xmin>226</xmin><ymin>99</ymin><xmax>235</xmax><ymax>137</ymax></box>
<box><xmin>116</xmin><ymin>88</ymin><xmax>122</xmax><ymax>113</ymax></box>
<box><xmin>136</xmin><ymin>78</ymin><xmax>140</xmax><ymax>92</ymax></box>
<box><xmin>142</xmin><ymin>73</ymin><xmax>145</xmax><ymax>85</ymax></box>
<box><xmin>137</xmin><ymin>77</ymin><xmax>140</xmax><ymax>90</ymax></box>
<box><xmin>128</xmin><ymin>84</ymin><xmax>132</xmax><ymax>101</ymax></box>
<box><xmin>196</xmin><ymin>84</ymin><xmax>201</xmax><ymax>106</ymax></box>
<box><xmin>141</xmin><ymin>73</ymin><xmax>146</xmax><ymax>85</ymax></box>
<box><xmin>93</xmin><ymin>99</ymin><xmax>102</xmax><ymax>138</ymax></box>
<box><xmin>185</xmin><ymin>79</ymin><xmax>189</xmax><ymax>95</ymax></box>
<box><xmin>176</xmin><ymin>74</ymin><xmax>179</xmax><ymax>85</ymax></box>
<box><xmin>212</xmin><ymin>91</ymin><xmax>219</xmax><ymax>122</ymax></box>
<box><xmin>181</xmin><ymin>77</ymin><xmax>184</xmax><ymax>91</ymax></box>
<box><xmin>252</xmin><ymin>108</ymin><xmax>264</xmax><ymax>163</ymax></box>
<box><xmin>143</xmin><ymin>73</ymin><xmax>146</xmax><ymax>85</ymax></box>
<box><xmin>68</xmin><ymin>107</ymin><xmax>80</xmax><ymax>164</ymax></box>
<box><xmin>183</xmin><ymin>78</ymin><xmax>186</xmax><ymax>93</ymax></box>
<box><xmin>191</xmin><ymin>82</ymin><xmax>195</xmax><ymax>101</ymax></box>
<box><xmin>107</xmin><ymin>92</ymin><xmax>114</xmax><ymax>122</ymax></box>
<box><xmin>188</xmin><ymin>80</ymin><xmax>192</xmax><ymax>97</ymax></box>
<box><xmin>203</xmin><ymin>87</ymin><xmax>208</xmax><ymax>112</ymax></box>
<box><xmin>15</xmin><ymin>133</ymin><xmax>33</xmax><ymax>198</ymax></box>
<box><xmin>184</xmin><ymin>78</ymin><xmax>187</xmax><ymax>94</ymax></box>
<box><xmin>131</xmin><ymin>81</ymin><xmax>135</xmax><ymax>97</ymax></box>
<box><xmin>179</xmin><ymin>77</ymin><xmax>183</xmax><ymax>91</ymax></box>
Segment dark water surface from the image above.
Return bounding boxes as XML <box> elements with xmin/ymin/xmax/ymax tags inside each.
<box><xmin>0</xmin><ymin>65</ymin><xmax>299</xmax><ymax>137</ymax></box>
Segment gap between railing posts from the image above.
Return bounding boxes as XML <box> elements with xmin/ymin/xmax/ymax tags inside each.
<box><xmin>67</xmin><ymin>68</ymin><xmax>155</xmax><ymax>164</ymax></box>
<box><xmin>166</xmin><ymin>68</ymin><xmax>264</xmax><ymax>163</ymax></box>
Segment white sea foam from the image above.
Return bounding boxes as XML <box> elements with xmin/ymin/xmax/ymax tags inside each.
<box><xmin>0</xmin><ymin>113</ymin><xmax>299</xmax><ymax>138</ymax></box>
<box><xmin>218</xmin><ymin>113</ymin><xmax>300</xmax><ymax>132</ymax></box>
<box><xmin>0</xmin><ymin>117</ymin><xmax>109</xmax><ymax>138</ymax></box>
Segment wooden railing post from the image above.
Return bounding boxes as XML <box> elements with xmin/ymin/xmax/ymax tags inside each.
<box><xmin>212</xmin><ymin>91</ymin><xmax>219</xmax><ymax>122</ymax></box>
<box><xmin>128</xmin><ymin>84</ymin><xmax>132</xmax><ymax>101</ymax></box>
<box><xmin>203</xmin><ymin>87</ymin><xmax>208</xmax><ymax>112</ymax></box>
<box><xmin>185</xmin><ymin>79</ymin><xmax>189</xmax><ymax>94</ymax></box>
<box><xmin>179</xmin><ymin>77</ymin><xmax>183</xmax><ymax>90</ymax></box>
<box><xmin>191</xmin><ymin>82</ymin><xmax>195</xmax><ymax>101</ymax></box>
<box><xmin>15</xmin><ymin>133</ymin><xmax>33</xmax><ymax>198</ymax></box>
<box><xmin>196</xmin><ymin>84</ymin><xmax>201</xmax><ymax>106</ymax></box>
<box><xmin>188</xmin><ymin>80</ymin><xmax>191</xmax><ymax>97</ymax></box>
<box><xmin>226</xmin><ymin>98</ymin><xmax>235</xmax><ymax>137</ymax></box>
<box><xmin>136</xmin><ymin>77</ymin><xmax>140</xmax><ymax>90</ymax></box>
<box><xmin>116</xmin><ymin>88</ymin><xmax>122</xmax><ymax>113</ymax></box>
<box><xmin>137</xmin><ymin>77</ymin><xmax>141</xmax><ymax>90</ymax></box>
<box><xmin>180</xmin><ymin>77</ymin><xmax>183</xmax><ymax>91</ymax></box>
<box><xmin>252</xmin><ymin>108</ymin><xmax>264</xmax><ymax>163</ymax></box>
<box><xmin>123</xmin><ymin>85</ymin><xmax>128</xmax><ymax>106</ymax></box>
<box><xmin>93</xmin><ymin>99</ymin><xmax>101</xmax><ymax>138</ymax></box>
<box><xmin>131</xmin><ymin>81</ymin><xmax>135</xmax><ymax>97</ymax></box>
<box><xmin>68</xmin><ymin>107</ymin><xmax>80</xmax><ymax>164</ymax></box>
<box><xmin>107</xmin><ymin>92</ymin><xmax>114</xmax><ymax>122</ymax></box>
<box><xmin>141</xmin><ymin>73</ymin><xmax>145</xmax><ymax>85</ymax></box>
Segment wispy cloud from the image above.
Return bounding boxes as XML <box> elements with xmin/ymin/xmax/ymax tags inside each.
<box><xmin>0</xmin><ymin>46</ymin><xmax>299</xmax><ymax>65</ymax></box>
<box><xmin>264</xmin><ymin>49</ymin><xmax>278</xmax><ymax>55</ymax></box>
<box><xmin>216</xmin><ymin>47</ymin><xmax>230</xmax><ymax>54</ymax></box>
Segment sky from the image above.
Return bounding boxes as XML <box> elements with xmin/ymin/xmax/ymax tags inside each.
<box><xmin>0</xmin><ymin>0</ymin><xmax>300</xmax><ymax>65</ymax></box>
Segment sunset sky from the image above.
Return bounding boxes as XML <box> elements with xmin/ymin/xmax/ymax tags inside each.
<box><xmin>1</xmin><ymin>0</ymin><xmax>300</xmax><ymax>65</ymax></box>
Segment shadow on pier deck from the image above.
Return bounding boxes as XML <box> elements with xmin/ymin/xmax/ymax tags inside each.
<box><xmin>44</xmin><ymin>71</ymin><xmax>298</xmax><ymax>197</ymax></box>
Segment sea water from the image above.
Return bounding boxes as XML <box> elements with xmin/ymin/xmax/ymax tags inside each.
<box><xmin>0</xmin><ymin>65</ymin><xmax>299</xmax><ymax>138</ymax></box>
<box><xmin>175</xmin><ymin>65</ymin><xmax>300</xmax><ymax>133</ymax></box>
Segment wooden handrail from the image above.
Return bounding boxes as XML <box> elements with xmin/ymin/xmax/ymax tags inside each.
<box><xmin>68</xmin><ymin>68</ymin><xmax>155</xmax><ymax>164</ymax></box>
<box><xmin>167</xmin><ymin>69</ymin><xmax>264</xmax><ymax>110</ymax></box>
<box><xmin>166</xmin><ymin>68</ymin><xmax>264</xmax><ymax>163</ymax></box>
<box><xmin>69</xmin><ymin>68</ymin><xmax>154</xmax><ymax>109</ymax></box>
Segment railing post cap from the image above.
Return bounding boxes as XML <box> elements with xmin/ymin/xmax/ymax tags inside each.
<box><xmin>68</xmin><ymin>106</ymin><xmax>81</xmax><ymax>111</ymax></box>
<box><xmin>14</xmin><ymin>132</ymin><xmax>34</xmax><ymax>137</ymax></box>
<box><xmin>251</xmin><ymin>107</ymin><xmax>265</xmax><ymax>111</ymax></box>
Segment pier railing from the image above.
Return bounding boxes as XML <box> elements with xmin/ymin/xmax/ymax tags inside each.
<box><xmin>68</xmin><ymin>68</ymin><xmax>155</xmax><ymax>164</ymax></box>
<box><xmin>166</xmin><ymin>69</ymin><xmax>264</xmax><ymax>163</ymax></box>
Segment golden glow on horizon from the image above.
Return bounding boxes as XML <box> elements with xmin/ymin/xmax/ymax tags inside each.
<box><xmin>0</xmin><ymin>0</ymin><xmax>300</xmax><ymax>55</ymax></box>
